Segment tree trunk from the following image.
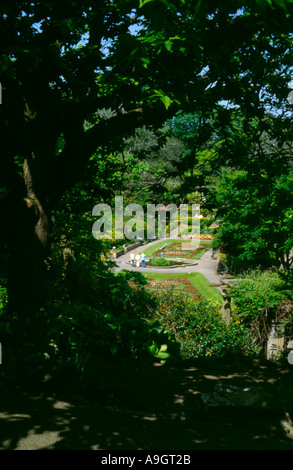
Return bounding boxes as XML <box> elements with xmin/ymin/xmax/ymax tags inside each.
<box><xmin>7</xmin><ymin>157</ymin><xmax>50</xmax><ymax>351</ymax></box>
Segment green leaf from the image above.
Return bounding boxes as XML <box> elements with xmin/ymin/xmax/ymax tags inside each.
<box><xmin>160</xmin><ymin>94</ymin><xmax>172</xmax><ymax>109</ymax></box>
<box><xmin>164</xmin><ymin>40</ymin><xmax>173</xmax><ymax>52</ymax></box>
<box><xmin>271</xmin><ymin>0</ymin><xmax>287</xmax><ymax>9</ymax></box>
<box><xmin>148</xmin><ymin>343</ymin><xmax>157</xmax><ymax>355</ymax></box>
<box><xmin>140</xmin><ymin>57</ymin><xmax>150</xmax><ymax>68</ymax></box>
<box><xmin>139</xmin><ymin>0</ymin><xmax>155</xmax><ymax>7</ymax></box>
<box><xmin>156</xmin><ymin>351</ymin><xmax>170</xmax><ymax>359</ymax></box>
<box><xmin>152</xmin><ymin>90</ymin><xmax>173</xmax><ymax>109</ymax></box>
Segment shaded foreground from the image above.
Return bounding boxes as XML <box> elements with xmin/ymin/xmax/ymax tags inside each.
<box><xmin>1</xmin><ymin>358</ymin><xmax>293</xmax><ymax>450</ymax></box>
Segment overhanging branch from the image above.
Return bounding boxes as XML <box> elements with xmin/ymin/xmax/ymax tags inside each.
<box><xmin>49</xmin><ymin>104</ymin><xmax>171</xmax><ymax>203</ymax></box>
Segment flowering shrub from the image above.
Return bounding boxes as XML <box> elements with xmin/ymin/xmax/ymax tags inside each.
<box><xmin>153</xmin><ymin>290</ymin><xmax>258</xmax><ymax>359</ymax></box>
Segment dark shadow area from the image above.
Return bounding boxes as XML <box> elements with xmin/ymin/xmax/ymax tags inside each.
<box><xmin>1</xmin><ymin>357</ymin><xmax>293</xmax><ymax>450</ymax></box>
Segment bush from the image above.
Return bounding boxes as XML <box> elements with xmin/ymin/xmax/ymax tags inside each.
<box><xmin>42</xmin><ymin>269</ymin><xmax>180</xmax><ymax>398</ymax></box>
<box><xmin>149</xmin><ymin>258</ymin><xmax>171</xmax><ymax>266</ymax></box>
<box><xmin>41</xmin><ymin>295</ymin><xmax>179</xmax><ymax>402</ymax></box>
<box><xmin>0</xmin><ymin>284</ymin><xmax>8</xmax><ymax>311</ymax></box>
<box><xmin>230</xmin><ymin>269</ymin><xmax>288</xmax><ymax>324</ymax></box>
<box><xmin>153</xmin><ymin>290</ymin><xmax>257</xmax><ymax>359</ymax></box>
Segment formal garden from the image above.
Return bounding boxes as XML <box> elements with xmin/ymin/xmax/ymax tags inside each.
<box><xmin>142</xmin><ymin>238</ymin><xmax>213</xmax><ymax>260</ymax></box>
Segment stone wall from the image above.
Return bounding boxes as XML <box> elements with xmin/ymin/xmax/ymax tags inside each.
<box><xmin>266</xmin><ymin>320</ymin><xmax>286</xmax><ymax>360</ymax></box>
<box><xmin>111</xmin><ymin>240</ymin><xmax>146</xmax><ymax>258</ymax></box>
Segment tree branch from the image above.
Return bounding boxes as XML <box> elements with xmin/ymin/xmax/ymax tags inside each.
<box><xmin>49</xmin><ymin>104</ymin><xmax>171</xmax><ymax>204</ymax></box>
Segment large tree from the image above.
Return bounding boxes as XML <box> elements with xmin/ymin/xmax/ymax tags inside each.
<box><xmin>210</xmin><ymin>107</ymin><xmax>293</xmax><ymax>272</ymax></box>
<box><xmin>1</xmin><ymin>0</ymin><xmax>293</xmax><ymax>341</ymax></box>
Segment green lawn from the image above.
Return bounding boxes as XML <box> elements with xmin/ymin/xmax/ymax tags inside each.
<box><xmin>143</xmin><ymin>272</ymin><xmax>222</xmax><ymax>303</ymax></box>
<box><xmin>190</xmin><ymin>240</ymin><xmax>213</xmax><ymax>259</ymax></box>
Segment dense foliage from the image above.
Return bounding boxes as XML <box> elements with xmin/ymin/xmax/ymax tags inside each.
<box><xmin>153</xmin><ymin>290</ymin><xmax>259</xmax><ymax>359</ymax></box>
<box><xmin>230</xmin><ymin>269</ymin><xmax>292</xmax><ymax>324</ymax></box>
<box><xmin>0</xmin><ymin>0</ymin><xmax>293</xmax><ymax>402</ymax></box>
<box><xmin>210</xmin><ymin>109</ymin><xmax>293</xmax><ymax>272</ymax></box>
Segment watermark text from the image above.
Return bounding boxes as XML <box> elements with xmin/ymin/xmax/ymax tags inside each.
<box><xmin>92</xmin><ymin>197</ymin><xmax>201</xmax><ymax>249</ymax></box>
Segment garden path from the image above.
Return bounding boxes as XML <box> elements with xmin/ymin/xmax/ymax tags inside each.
<box><xmin>112</xmin><ymin>238</ymin><xmax>223</xmax><ymax>291</ymax></box>
<box><xmin>1</xmin><ymin>358</ymin><xmax>293</xmax><ymax>450</ymax></box>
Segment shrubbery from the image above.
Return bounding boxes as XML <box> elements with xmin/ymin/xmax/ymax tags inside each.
<box><xmin>148</xmin><ymin>258</ymin><xmax>171</xmax><ymax>266</ymax></box>
<box><xmin>39</xmin><ymin>267</ymin><xmax>179</xmax><ymax>399</ymax></box>
<box><xmin>230</xmin><ymin>269</ymin><xmax>289</xmax><ymax>324</ymax></box>
<box><xmin>152</xmin><ymin>289</ymin><xmax>258</xmax><ymax>359</ymax></box>
<box><xmin>0</xmin><ymin>284</ymin><xmax>8</xmax><ymax>311</ymax></box>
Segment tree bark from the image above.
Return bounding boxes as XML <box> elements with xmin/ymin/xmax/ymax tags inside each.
<box><xmin>7</xmin><ymin>156</ymin><xmax>50</xmax><ymax>350</ymax></box>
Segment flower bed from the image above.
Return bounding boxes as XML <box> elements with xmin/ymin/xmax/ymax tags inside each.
<box><xmin>152</xmin><ymin>242</ymin><xmax>210</xmax><ymax>259</ymax></box>
<box><xmin>146</xmin><ymin>278</ymin><xmax>202</xmax><ymax>300</ymax></box>
<box><xmin>180</xmin><ymin>233</ymin><xmax>213</xmax><ymax>240</ymax></box>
